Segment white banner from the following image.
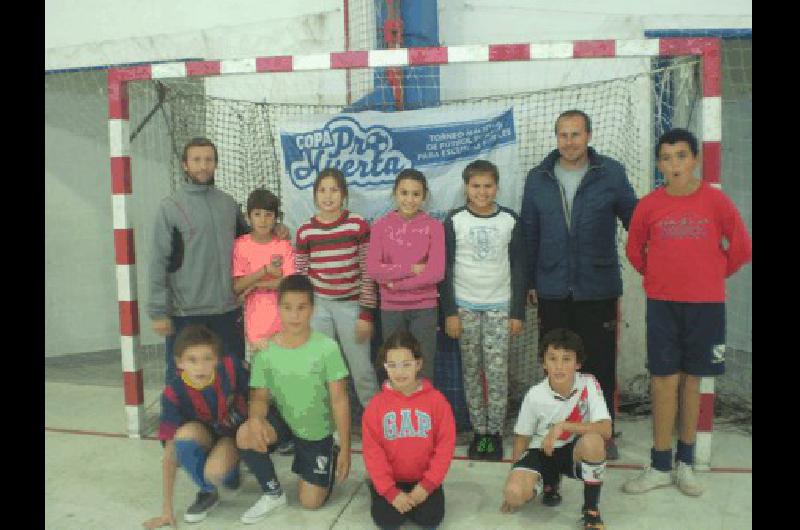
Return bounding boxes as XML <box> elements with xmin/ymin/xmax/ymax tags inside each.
<box><xmin>278</xmin><ymin>106</ymin><xmax>521</xmax><ymax>231</ymax></box>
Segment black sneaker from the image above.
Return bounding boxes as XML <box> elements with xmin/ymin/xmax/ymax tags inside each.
<box><xmin>483</xmin><ymin>434</ymin><xmax>503</xmax><ymax>461</ymax></box>
<box><xmin>581</xmin><ymin>507</ymin><xmax>606</xmax><ymax>529</ymax></box>
<box><xmin>467</xmin><ymin>434</ymin><xmax>485</xmax><ymax>460</ymax></box>
<box><xmin>605</xmin><ymin>438</ymin><xmax>619</xmax><ymax>461</ymax></box>
<box><xmin>184</xmin><ymin>489</ymin><xmax>219</xmax><ymax>523</ymax></box>
<box><xmin>541</xmin><ymin>482</ymin><xmax>562</xmax><ymax>507</ymax></box>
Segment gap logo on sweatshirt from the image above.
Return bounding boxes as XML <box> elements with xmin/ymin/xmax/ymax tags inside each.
<box><xmin>383</xmin><ymin>409</ymin><xmax>432</xmax><ymax>440</ymax></box>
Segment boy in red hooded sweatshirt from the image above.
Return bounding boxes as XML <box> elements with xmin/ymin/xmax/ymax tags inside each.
<box><xmin>361</xmin><ymin>329</ymin><xmax>456</xmax><ymax>529</ymax></box>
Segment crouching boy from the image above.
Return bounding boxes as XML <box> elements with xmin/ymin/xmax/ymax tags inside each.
<box><xmin>235</xmin><ymin>274</ymin><xmax>352</xmax><ymax>524</ymax></box>
<box><xmin>501</xmin><ymin>328</ymin><xmax>611</xmax><ymax>530</ymax></box>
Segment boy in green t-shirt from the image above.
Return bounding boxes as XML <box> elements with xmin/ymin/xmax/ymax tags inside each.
<box><xmin>236</xmin><ymin>274</ymin><xmax>352</xmax><ymax>524</ymax></box>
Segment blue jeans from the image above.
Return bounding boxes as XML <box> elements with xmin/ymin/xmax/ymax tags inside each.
<box><xmin>164</xmin><ymin>308</ymin><xmax>245</xmax><ymax>383</ymax></box>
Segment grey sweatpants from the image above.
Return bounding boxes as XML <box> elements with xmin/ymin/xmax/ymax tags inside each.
<box><xmin>458</xmin><ymin>307</ymin><xmax>509</xmax><ymax>435</ymax></box>
<box><xmin>380</xmin><ymin>307</ymin><xmax>438</xmax><ymax>382</ymax></box>
<box><xmin>311</xmin><ymin>296</ymin><xmax>379</xmax><ymax>407</ymax></box>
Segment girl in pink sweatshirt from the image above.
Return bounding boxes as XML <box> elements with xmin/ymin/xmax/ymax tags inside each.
<box><xmin>366</xmin><ymin>169</ymin><xmax>445</xmax><ymax>382</ymax></box>
<box><xmin>362</xmin><ymin>329</ymin><xmax>455</xmax><ymax>529</ymax></box>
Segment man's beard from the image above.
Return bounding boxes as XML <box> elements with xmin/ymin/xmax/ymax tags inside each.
<box><xmin>186</xmin><ymin>172</ymin><xmax>215</xmax><ymax>185</ymax></box>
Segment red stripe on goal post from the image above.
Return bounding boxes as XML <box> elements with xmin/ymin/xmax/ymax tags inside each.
<box><xmin>573</xmin><ymin>40</ymin><xmax>616</xmax><ymax>58</ymax></box>
<box><xmin>409</xmin><ymin>47</ymin><xmax>449</xmax><ymax>65</ymax></box>
<box><xmin>489</xmin><ymin>43</ymin><xmax>530</xmax><ymax>62</ymax></box>
<box><xmin>697</xmin><ymin>392</ymin><xmax>715</xmax><ymax>432</ymax></box>
<box><xmin>331</xmin><ymin>51</ymin><xmax>369</xmax><ymax>69</ymax></box>
<box><xmin>123</xmin><ymin>371</ymin><xmax>144</xmax><ymax>406</ymax></box>
<box><xmin>702</xmin><ymin>142</ymin><xmax>722</xmax><ymax>185</ymax></box>
<box><xmin>114</xmin><ymin>229</ymin><xmax>136</xmax><ymax>265</ymax></box>
<box><xmin>110</xmin><ymin>157</ymin><xmax>132</xmax><ymax>194</ymax></box>
<box><xmin>118</xmin><ymin>300</ymin><xmax>140</xmax><ymax>336</ymax></box>
<box><xmin>256</xmin><ymin>56</ymin><xmax>293</xmax><ymax>73</ymax></box>
<box><xmin>108</xmin><ymin>66</ymin><xmax>152</xmax><ymax>119</ymax></box>
<box><xmin>658</xmin><ymin>38</ymin><xmax>721</xmax><ymax>97</ymax></box>
<box><xmin>186</xmin><ymin>61</ymin><xmax>221</xmax><ymax>77</ymax></box>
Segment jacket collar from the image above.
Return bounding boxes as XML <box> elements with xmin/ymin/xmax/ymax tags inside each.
<box><xmin>381</xmin><ymin>377</ymin><xmax>433</xmax><ymax>398</ymax></box>
<box><xmin>180</xmin><ymin>180</ymin><xmax>213</xmax><ymax>193</ymax></box>
<box><xmin>541</xmin><ymin>146</ymin><xmax>603</xmax><ymax>176</ymax></box>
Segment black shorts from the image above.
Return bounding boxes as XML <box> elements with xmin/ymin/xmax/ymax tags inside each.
<box><xmin>266</xmin><ymin>407</ymin><xmax>338</xmax><ymax>490</ymax></box>
<box><xmin>369</xmin><ymin>482</ymin><xmax>445</xmax><ymax>529</ymax></box>
<box><xmin>512</xmin><ymin>439</ymin><xmax>581</xmax><ymax>493</ymax></box>
<box><xmin>646</xmin><ymin>299</ymin><xmax>726</xmax><ymax>376</ymax></box>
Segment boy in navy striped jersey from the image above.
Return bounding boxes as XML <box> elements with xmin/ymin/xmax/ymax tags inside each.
<box><xmin>145</xmin><ymin>324</ymin><xmax>248</xmax><ymax>528</ymax></box>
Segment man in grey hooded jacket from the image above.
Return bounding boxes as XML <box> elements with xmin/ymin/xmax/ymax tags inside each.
<box><xmin>148</xmin><ymin>137</ymin><xmax>250</xmax><ymax>382</ymax></box>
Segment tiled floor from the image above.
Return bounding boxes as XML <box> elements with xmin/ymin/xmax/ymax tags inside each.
<box><xmin>45</xmin><ymin>366</ymin><xmax>751</xmax><ymax>529</ymax></box>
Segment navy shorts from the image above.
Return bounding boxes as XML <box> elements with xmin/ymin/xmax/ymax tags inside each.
<box><xmin>266</xmin><ymin>407</ymin><xmax>338</xmax><ymax>490</ymax></box>
<box><xmin>646</xmin><ymin>299</ymin><xmax>726</xmax><ymax>376</ymax></box>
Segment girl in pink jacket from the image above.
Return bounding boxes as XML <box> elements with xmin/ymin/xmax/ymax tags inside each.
<box><xmin>367</xmin><ymin>169</ymin><xmax>445</xmax><ymax>382</ymax></box>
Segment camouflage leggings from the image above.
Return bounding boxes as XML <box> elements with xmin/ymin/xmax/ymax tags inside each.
<box><xmin>458</xmin><ymin>308</ymin><xmax>509</xmax><ymax>435</ymax></box>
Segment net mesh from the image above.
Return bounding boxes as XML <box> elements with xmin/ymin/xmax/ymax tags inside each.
<box><xmin>45</xmin><ymin>41</ymin><xmax>751</xmax><ymax>434</ymax></box>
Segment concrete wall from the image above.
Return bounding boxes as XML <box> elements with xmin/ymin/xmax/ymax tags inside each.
<box><xmin>45</xmin><ymin>1</ymin><xmax>751</xmax><ymax>361</ymax></box>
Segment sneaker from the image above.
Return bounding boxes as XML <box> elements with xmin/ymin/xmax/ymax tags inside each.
<box><xmin>672</xmin><ymin>461</ymin><xmax>705</xmax><ymax>496</ymax></box>
<box><xmin>483</xmin><ymin>434</ymin><xmax>504</xmax><ymax>461</ymax></box>
<box><xmin>581</xmin><ymin>508</ymin><xmax>606</xmax><ymax>529</ymax></box>
<box><xmin>622</xmin><ymin>465</ymin><xmax>673</xmax><ymax>494</ymax></box>
<box><xmin>240</xmin><ymin>492</ymin><xmax>287</xmax><ymax>524</ymax></box>
<box><xmin>467</xmin><ymin>434</ymin><xmax>485</xmax><ymax>460</ymax></box>
<box><xmin>184</xmin><ymin>489</ymin><xmax>219</xmax><ymax>523</ymax></box>
<box><xmin>275</xmin><ymin>439</ymin><xmax>295</xmax><ymax>455</ymax></box>
<box><xmin>541</xmin><ymin>482</ymin><xmax>562</xmax><ymax>507</ymax></box>
<box><xmin>605</xmin><ymin>438</ymin><xmax>619</xmax><ymax>461</ymax></box>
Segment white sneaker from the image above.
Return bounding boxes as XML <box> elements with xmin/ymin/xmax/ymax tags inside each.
<box><xmin>240</xmin><ymin>492</ymin><xmax>287</xmax><ymax>524</ymax></box>
<box><xmin>673</xmin><ymin>461</ymin><xmax>705</xmax><ymax>496</ymax></box>
<box><xmin>623</xmin><ymin>465</ymin><xmax>673</xmax><ymax>494</ymax></box>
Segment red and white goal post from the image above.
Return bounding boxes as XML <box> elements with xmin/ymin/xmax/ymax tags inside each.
<box><xmin>108</xmin><ymin>37</ymin><xmax>722</xmax><ymax>470</ymax></box>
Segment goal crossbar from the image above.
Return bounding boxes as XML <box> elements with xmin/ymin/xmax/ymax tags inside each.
<box><xmin>107</xmin><ymin>37</ymin><xmax>722</xmax><ymax>469</ymax></box>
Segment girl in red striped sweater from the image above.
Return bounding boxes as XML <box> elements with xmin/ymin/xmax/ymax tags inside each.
<box><xmin>294</xmin><ymin>168</ymin><xmax>379</xmax><ymax>407</ymax></box>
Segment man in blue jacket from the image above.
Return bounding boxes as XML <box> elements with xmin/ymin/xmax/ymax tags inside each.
<box><xmin>520</xmin><ymin>110</ymin><xmax>637</xmax><ymax>463</ymax></box>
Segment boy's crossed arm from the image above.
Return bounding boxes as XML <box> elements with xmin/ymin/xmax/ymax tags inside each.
<box><xmin>540</xmin><ymin>419</ymin><xmax>612</xmax><ymax>456</ymax></box>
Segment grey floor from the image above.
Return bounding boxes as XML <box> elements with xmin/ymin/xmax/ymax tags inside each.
<box><xmin>45</xmin><ymin>353</ymin><xmax>752</xmax><ymax>529</ymax></box>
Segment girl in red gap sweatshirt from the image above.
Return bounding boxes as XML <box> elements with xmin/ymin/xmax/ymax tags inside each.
<box><xmin>362</xmin><ymin>329</ymin><xmax>456</xmax><ymax>529</ymax></box>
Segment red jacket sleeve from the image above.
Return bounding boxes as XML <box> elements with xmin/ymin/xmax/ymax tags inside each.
<box><xmin>718</xmin><ymin>194</ymin><xmax>752</xmax><ymax>277</ymax></box>
<box><xmin>625</xmin><ymin>201</ymin><xmax>648</xmax><ymax>275</ymax></box>
<box><xmin>361</xmin><ymin>398</ymin><xmax>401</xmax><ymax>502</ymax></box>
<box><xmin>418</xmin><ymin>393</ymin><xmax>456</xmax><ymax>493</ymax></box>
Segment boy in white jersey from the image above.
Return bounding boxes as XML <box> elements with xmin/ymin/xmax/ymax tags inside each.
<box><xmin>501</xmin><ymin>328</ymin><xmax>611</xmax><ymax>530</ymax></box>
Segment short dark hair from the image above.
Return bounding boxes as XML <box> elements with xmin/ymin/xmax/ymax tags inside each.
<box><xmin>539</xmin><ymin>328</ymin><xmax>585</xmax><ymax>364</ymax></box>
<box><xmin>393</xmin><ymin>168</ymin><xmax>429</xmax><ymax>198</ymax></box>
<box><xmin>656</xmin><ymin>128</ymin><xmax>699</xmax><ymax>158</ymax></box>
<box><xmin>173</xmin><ymin>324</ymin><xmax>222</xmax><ymax>360</ymax></box>
<box><xmin>313</xmin><ymin>168</ymin><xmax>349</xmax><ymax>204</ymax></box>
<box><xmin>182</xmin><ymin>137</ymin><xmax>219</xmax><ymax>163</ymax></box>
<box><xmin>277</xmin><ymin>274</ymin><xmax>315</xmax><ymax>305</ymax></box>
<box><xmin>555</xmin><ymin>110</ymin><xmax>592</xmax><ymax>135</ymax></box>
<box><xmin>376</xmin><ymin>329</ymin><xmax>422</xmax><ymax>369</ymax></box>
<box><xmin>246</xmin><ymin>188</ymin><xmax>281</xmax><ymax>219</ymax></box>
<box><xmin>462</xmin><ymin>159</ymin><xmax>499</xmax><ymax>184</ymax></box>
